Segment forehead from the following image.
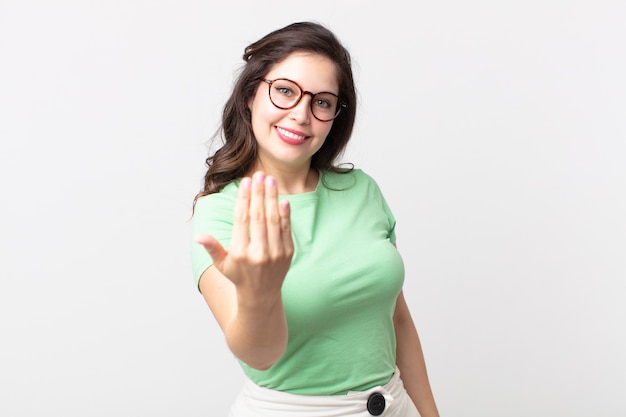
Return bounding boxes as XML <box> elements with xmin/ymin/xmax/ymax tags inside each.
<box><xmin>265</xmin><ymin>52</ymin><xmax>339</xmax><ymax>93</ymax></box>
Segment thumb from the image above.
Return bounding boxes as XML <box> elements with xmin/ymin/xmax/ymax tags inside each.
<box><xmin>194</xmin><ymin>234</ymin><xmax>227</xmax><ymax>267</ymax></box>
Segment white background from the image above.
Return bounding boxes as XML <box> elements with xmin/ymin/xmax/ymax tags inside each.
<box><xmin>1</xmin><ymin>1</ymin><xmax>625</xmax><ymax>416</ymax></box>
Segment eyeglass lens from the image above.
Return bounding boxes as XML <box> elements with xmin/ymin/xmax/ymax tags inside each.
<box><xmin>268</xmin><ymin>79</ymin><xmax>340</xmax><ymax>121</ymax></box>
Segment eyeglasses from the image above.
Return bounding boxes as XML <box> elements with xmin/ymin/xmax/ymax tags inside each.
<box><xmin>260</xmin><ymin>78</ymin><xmax>346</xmax><ymax>122</ymax></box>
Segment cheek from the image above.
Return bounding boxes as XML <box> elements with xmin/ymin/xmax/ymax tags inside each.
<box><xmin>249</xmin><ymin>86</ymin><xmax>270</xmax><ymax>117</ymax></box>
<box><xmin>250</xmin><ymin>93</ymin><xmax>283</xmax><ymax>126</ymax></box>
<box><xmin>251</xmin><ymin>108</ymin><xmax>279</xmax><ymax>136</ymax></box>
<box><xmin>317</xmin><ymin>121</ymin><xmax>334</xmax><ymax>140</ymax></box>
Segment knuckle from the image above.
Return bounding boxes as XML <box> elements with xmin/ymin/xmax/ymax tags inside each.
<box><xmin>230</xmin><ymin>249</ymin><xmax>246</xmax><ymax>262</ymax></box>
<box><xmin>247</xmin><ymin>245</ymin><xmax>269</xmax><ymax>264</ymax></box>
<box><xmin>250</xmin><ymin>254</ymin><xmax>269</xmax><ymax>266</ymax></box>
<box><xmin>250</xmin><ymin>210</ymin><xmax>265</xmax><ymax>222</ymax></box>
<box><xmin>234</xmin><ymin>210</ymin><xmax>249</xmax><ymax>223</ymax></box>
<box><xmin>268</xmin><ymin>247</ymin><xmax>284</xmax><ymax>259</ymax></box>
<box><xmin>267</xmin><ymin>212</ymin><xmax>280</xmax><ymax>224</ymax></box>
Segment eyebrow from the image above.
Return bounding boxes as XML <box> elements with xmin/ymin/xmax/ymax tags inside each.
<box><xmin>270</xmin><ymin>77</ymin><xmax>339</xmax><ymax>95</ymax></box>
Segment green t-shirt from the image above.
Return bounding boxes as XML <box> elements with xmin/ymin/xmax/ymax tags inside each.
<box><xmin>191</xmin><ymin>169</ymin><xmax>405</xmax><ymax>395</ymax></box>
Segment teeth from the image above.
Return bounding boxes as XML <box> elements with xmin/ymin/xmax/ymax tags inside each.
<box><xmin>277</xmin><ymin>127</ymin><xmax>306</xmax><ymax>140</ymax></box>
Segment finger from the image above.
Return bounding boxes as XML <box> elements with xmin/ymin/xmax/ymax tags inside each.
<box><xmin>279</xmin><ymin>199</ymin><xmax>294</xmax><ymax>256</ymax></box>
<box><xmin>194</xmin><ymin>234</ymin><xmax>228</xmax><ymax>270</ymax></box>
<box><xmin>231</xmin><ymin>176</ymin><xmax>252</xmax><ymax>250</ymax></box>
<box><xmin>248</xmin><ymin>171</ymin><xmax>268</xmax><ymax>256</ymax></box>
<box><xmin>264</xmin><ymin>176</ymin><xmax>283</xmax><ymax>256</ymax></box>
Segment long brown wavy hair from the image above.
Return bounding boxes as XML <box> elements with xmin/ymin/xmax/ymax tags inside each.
<box><xmin>192</xmin><ymin>21</ymin><xmax>357</xmax><ymax>211</ymax></box>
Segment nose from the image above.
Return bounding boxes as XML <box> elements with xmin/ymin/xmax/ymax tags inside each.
<box><xmin>288</xmin><ymin>93</ymin><xmax>313</xmax><ymax>124</ymax></box>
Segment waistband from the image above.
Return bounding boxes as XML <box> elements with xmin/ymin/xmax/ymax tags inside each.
<box><xmin>230</xmin><ymin>367</ymin><xmax>408</xmax><ymax>417</ymax></box>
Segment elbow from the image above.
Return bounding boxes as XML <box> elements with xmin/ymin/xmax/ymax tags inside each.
<box><xmin>231</xmin><ymin>341</ymin><xmax>287</xmax><ymax>371</ymax></box>
<box><xmin>240</xmin><ymin>348</ymin><xmax>285</xmax><ymax>371</ymax></box>
<box><xmin>248</xmin><ymin>360</ymin><xmax>276</xmax><ymax>371</ymax></box>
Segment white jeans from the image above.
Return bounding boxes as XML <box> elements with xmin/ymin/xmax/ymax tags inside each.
<box><xmin>228</xmin><ymin>367</ymin><xmax>420</xmax><ymax>417</ymax></box>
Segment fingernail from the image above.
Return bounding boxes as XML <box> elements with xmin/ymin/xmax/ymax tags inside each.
<box><xmin>266</xmin><ymin>176</ymin><xmax>276</xmax><ymax>187</ymax></box>
<box><xmin>255</xmin><ymin>172</ymin><xmax>265</xmax><ymax>183</ymax></box>
<box><xmin>241</xmin><ymin>178</ymin><xmax>251</xmax><ymax>189</ymax></box>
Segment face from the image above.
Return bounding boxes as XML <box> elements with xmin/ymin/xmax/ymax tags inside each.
<box><xmin>248</xmin><ymin>52</ymin><xmax>339</xmax><ymax>173</ymax></box>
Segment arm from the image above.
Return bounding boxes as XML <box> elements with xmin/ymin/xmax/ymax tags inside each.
<box><xmin>394</xmin><ymin>290</ymin><xmax>440</xmax><ymax>417</ymax></box>
<box><xmin>195</xmin><ymin>172</ymin><xmax>294</xmax><ymax>370</ymax></box>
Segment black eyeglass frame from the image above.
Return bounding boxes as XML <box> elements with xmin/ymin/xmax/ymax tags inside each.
<box><xmin>260</xmin><ymin>78</ymin><xmax>347</xmax><ymax>122</ymax></box>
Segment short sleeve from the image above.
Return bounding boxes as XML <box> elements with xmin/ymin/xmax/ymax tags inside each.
<box><xmin>357</xmin><ymin>170</ymin><xmax>397</xmax><ymax>245</ymax></box>
<box><xmin>190</xmin><ymin>184</ymin><xmax>238</xmax><ymax>290</ymax></box>
<box><xmin>381</xmin><ymin>197</ymin><xmax>397</xmax><ymax>244</ymax></box>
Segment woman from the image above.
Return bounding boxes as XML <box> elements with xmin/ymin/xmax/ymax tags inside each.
<box><xmin>191</xmin><ymin>21</ymin><xmax>440</xmax><ymax>417</ymax></box>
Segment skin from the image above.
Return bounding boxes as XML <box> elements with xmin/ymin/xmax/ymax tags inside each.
<box><xmin>248</xmin><ymin>52</ymin><xmax>337</xmax><ymax>194</ymax></box>
<box><xmin>394</xmin><ymin>290</ymin><xmax>441</xmax><ymax>416</ymax></box>
<box><xmin>195</xmin><ymin>52</ymin><xmax>439</xmax><ymax>416</ymax></box>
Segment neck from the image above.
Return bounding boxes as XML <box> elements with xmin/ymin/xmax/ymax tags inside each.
<box><xmin>251</xmin><ymin>164</ymin><xmax>318</xmax><ymax>195</ymax></box>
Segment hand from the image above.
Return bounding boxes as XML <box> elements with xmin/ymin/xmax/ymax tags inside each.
<box><xmin>195</xmin><ymin>171</ymin><xmax>294</xmax><ymax>306</ymax></box>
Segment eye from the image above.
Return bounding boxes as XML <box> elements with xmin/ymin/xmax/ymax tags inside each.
<box><xmin>312</xmin><ymin>93</ymin><xmax>338</xmax><ymax>111</ymax></box>
<box><xmin>274</xmin><ymin>86</ymin><xmax>295</xmax><ymax>97</ymax></box>
<box><xmin>313</xmin><ymin>98</ymin><xmax>332</xmax><ymax>109</ymax></box>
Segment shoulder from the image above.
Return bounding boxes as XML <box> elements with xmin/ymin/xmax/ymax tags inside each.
<box><xmin>193</xmin><ymin>181</ymin><xmax>239</xmax><ymax>218</ymax></box>
<box><xmin>320</xmin><ymin>168</ymin><xmax>379</xmax><ymax>191</ymax></box>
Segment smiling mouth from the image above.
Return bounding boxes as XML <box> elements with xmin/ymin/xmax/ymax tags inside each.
<box><xmin>276</xmin><ymin>126</ymin><xmax>308</xmax><ymax>141</ymax></box>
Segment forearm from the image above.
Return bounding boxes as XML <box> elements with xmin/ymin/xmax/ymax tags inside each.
<box><xmin>394</xmin><ymin>293</ymin><xmax>440</xmax><ymax>417</ymax></box>
<box><xmin>224</xmin><ymin>293</ymin><xmax>288</xmax><ymax>370</ymax></box>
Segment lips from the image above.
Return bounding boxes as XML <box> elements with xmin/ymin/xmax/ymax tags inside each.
<box><xmin>275</xmin><ymin>126</ymin><xmax>309</xmax><ymax>144</ymax></box>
